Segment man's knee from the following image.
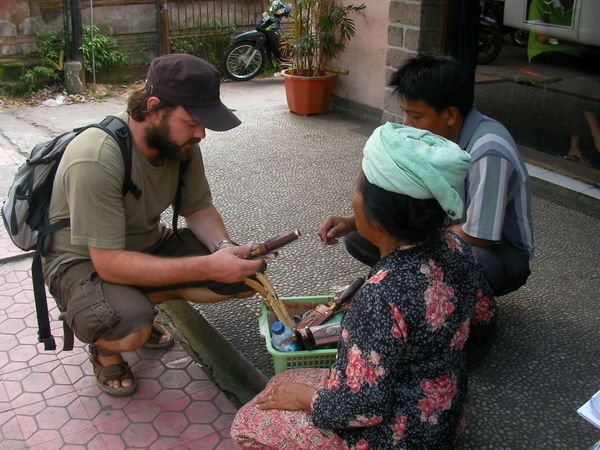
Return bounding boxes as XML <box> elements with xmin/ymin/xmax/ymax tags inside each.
<box><xmin>471</xmin><ymin>246</ymin><xmax>503</xmax><ymax>292</ymax></box>
<box><xmin>98</xmin><ymin>325</ymin><xmax>152</xmax><ymax>352</ymax></box>
<box><xmin>344</xmin><ymin>232</ymin><xmax>379</xmax><ymax>267</ymax></box>
<box><xmin>66</xmin><ymin>282</ymin><xmax>154</xmax><ymax>345</ymax></box>
<box><xmin>472</xmin><ymin>244</ymin><xmax>531</xmax><ymax>297</ymax></box>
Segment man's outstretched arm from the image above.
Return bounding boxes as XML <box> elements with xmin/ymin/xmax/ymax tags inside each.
<box><xmin>89</xmin><ymin>243</ymin><xmax>262</xmax><ymax>287</ymax></box>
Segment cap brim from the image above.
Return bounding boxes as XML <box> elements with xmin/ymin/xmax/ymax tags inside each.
<box><xmin>184</xmin><ymin>102</ymin><xmax>241</xmax><ymax>131</ymax></box>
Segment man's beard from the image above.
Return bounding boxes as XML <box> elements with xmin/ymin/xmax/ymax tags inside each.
<box><xmin>145</xmin><ymin>117</ymin><xmax>199</xmax><ymax>162</ymax></box>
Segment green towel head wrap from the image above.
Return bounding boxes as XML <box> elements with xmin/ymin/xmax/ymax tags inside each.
<box><xmin>362</xmin><ymin>122</ymin><xmax>471</xmax><ymax>219</ymax></box>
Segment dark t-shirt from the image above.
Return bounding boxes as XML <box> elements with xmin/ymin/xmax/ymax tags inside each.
<box><xmin>311</xmin><ymin>231</ymin><xmax>496</xmax><ymax>448</ymax></box>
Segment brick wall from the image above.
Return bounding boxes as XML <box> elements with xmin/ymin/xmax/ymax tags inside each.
<box><xmin>382</xmin><ymin>0</ymin><xmax>445</xmax><ymax>123</ymax></box>
<box><xmin>0</xmin><ymin>0</ymin><xmax>267</xmax><ymax>70</ymax></box>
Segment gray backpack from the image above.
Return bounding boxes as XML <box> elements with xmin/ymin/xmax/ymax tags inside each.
<box><xmin>1</xmin><ymin>116</ymin><xmax>139</xmax><ymax>350</ymax></box>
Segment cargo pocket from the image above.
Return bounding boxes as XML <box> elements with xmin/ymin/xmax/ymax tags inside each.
<box><xmin>64</xmin><ymin>274</ymin><xmax>120</xmax><ymax>344</ymax></box>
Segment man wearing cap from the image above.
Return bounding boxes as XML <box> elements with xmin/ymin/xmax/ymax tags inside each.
<box><xmin>319</xmin><ymin>54</ymin><xmax>533</xmax><ymax>299</ymax></box>
<box><xmin>43</xmin><ymin>54</ymin><xmax>263</xmax><ymax>396</ymax></box>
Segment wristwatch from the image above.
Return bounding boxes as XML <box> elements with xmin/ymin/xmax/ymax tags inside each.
<box><xmin>213</xmin><ymin>239</ymin><xmax>238</xmax><ymax>252</ymax></box>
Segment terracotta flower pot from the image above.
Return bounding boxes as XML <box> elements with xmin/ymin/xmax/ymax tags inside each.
<box><xmin>281</xmin><ymin>69</ymin><xmax>338</xmax><ymax>116</ymax></box>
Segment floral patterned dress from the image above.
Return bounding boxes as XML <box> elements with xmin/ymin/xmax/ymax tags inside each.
<box><xmin>232</xmin><ymin>231</ymin><xmax>496</xmax><ymax>449</ymax></box>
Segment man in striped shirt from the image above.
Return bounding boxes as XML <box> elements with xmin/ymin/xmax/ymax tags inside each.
<box><xmin>319</xmin><ymin>54</ymin><xmax>533</xmax><ymax>297</ymax></box>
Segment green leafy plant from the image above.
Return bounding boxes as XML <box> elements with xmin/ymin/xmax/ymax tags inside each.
<box><xmin>14</xmin><ymin>65</ymin><xmax>60</xmax><ymax>95</ymax></box>
<box><xmin>3</xmin><ymin>26</ymin><xmax>128</xmax><ymax>96</ymax></box>
<box><xmin>81</xmin><ymin>25</ymin><xmax>127</xmax><ymax>71</ymax></box>
<box><xmin>37</xmin><ymin>31</ymin><xmax>64</xmax><ymax>70</ymax></box>
<box><xmin>3</xmin><ymin>32</ymin><xmax>64</xmax><ymax>95</ymax></box>
<box><xmin>284</xmin><ymin>0</ymin><xmax>365</xmax><ymax>76</ymax></box>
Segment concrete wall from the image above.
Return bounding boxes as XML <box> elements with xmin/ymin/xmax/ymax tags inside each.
<box><xmin>329</xmin><ymin>0</ymin><xmax>446</xmax><ymax>124</ymax></box>
<box><xmin>0</xmin><ymin>0</ymin><xmax>266</xmax><ymax>68</ymax></box>
<box><xmin>0</xmin><ymin>0</ymin><xmax>159</xmax><ymax>67</ymax></box>
<box><xmin>330</xmin><ymin>0</ymin><xmax>391</xmax><ymax>111</ymax></box>
<box><xmin>0</xmin><ymin>0</ymin><xmax>38</xmax><ymax>56</ymax></box>
<box><xmin>382</xmin><ymin>0</ymin><xmax>445</xmax><ymax>123</ymax></box>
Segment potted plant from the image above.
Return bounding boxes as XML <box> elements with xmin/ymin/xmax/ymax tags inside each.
<box><xmin>281</xmin><ymin>0</ymin><xmax>365</xmax><ymax>115</ymax></box>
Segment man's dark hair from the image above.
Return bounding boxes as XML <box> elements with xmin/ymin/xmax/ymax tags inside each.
<box><xmin>390</xmin><ymin>54</ymin><xmax>474</xmax><ymax>118</ymax></box>
<box><xmin>359</xmin><ymin>173</ymin><xmax>449</xmax><ymax>244</ymax></box>
<box><xmin>127</xmin><ymin>87</ymin><xmax>176</xmax><ymax>121</ymax></box>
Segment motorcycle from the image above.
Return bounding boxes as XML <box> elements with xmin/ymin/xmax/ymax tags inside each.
<box><xmin>222</xmin><ymin>1</ymin><xmax>292</xmax><ymax>81</ymax></box>
<box><xmin>481</xmin><ymin>0</ymin><xmax>529</xmax><ymax>47</ymax></box>
<box><xmin>478</xmin><ymin>13</ymin><xmax>504</xmax><ymax>65</ymax></box>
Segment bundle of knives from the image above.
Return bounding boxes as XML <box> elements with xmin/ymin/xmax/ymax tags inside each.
<box><xmin>292</xmin><ymin>276</ymin><xmax>366</xmax><ymax>350</ymax></box>
<box><xmin>249</xmin><ymin>273</ymin><xmax>366</xmax><ymax>351</ymax></box>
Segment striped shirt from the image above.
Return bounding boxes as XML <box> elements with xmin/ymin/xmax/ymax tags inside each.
<box><xmin>458</xmin><ymin>109</ymin><xmax>534</xmax><ymax>256</ymax></box>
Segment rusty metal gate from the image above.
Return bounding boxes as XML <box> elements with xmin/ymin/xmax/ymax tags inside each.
<box><xmin>160</xmin><ymin>0</ymin><xmax>268</xmax><ymax>54</ymax></box>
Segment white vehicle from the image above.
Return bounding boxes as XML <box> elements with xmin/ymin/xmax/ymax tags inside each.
<box><xmin>504</xmin><ymin>0</ymin><xmax>600</xmax><ymax>46</ymax></box>
<box><xmin>503</xmin><ymin>0</ymin><xmax>600</xmax><ymax>46</ymax></box>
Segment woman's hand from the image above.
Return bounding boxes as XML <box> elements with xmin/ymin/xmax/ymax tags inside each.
<box><xmin>317</xmin><ymin>215</ymin><xmax>356</xmax><ymax>245</ymax></box>
<box><xmin>256</xmin><ymin>382</ymin><xmax>317</xmax><ymax>411</ymax></box>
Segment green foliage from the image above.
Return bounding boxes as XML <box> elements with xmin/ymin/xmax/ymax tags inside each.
<box><xmin>263</xmin><ymin>58</ymin><xmax>282</xmax><ymax>77</ymax></box>
<box><xmin>285</xmin><ymin>0</ymin><xmax>365</xmax><ymax>76</ymax></box>
<box><xmin>170</xmin><ymin>23</ymin><xmax>235</xmax><ymax>69</ymax></box>
<box><xmin>13</xmin><ymin>65</ymin><xmax>60</xmax><ymax>95</ymax></box>
<box><xmin>4</xmin><ymin>26</ymin><xmax>127</xmax><ymax>96</ymax></box>
<box><xmin>81</xmin><ymin>25</ymin><xmax>127</xmax><ymax>71</ymax></box>
<box><xmin>37</xmin><ymin>31</ymin><xmax>64</xmax><ymax>70</ymax></box>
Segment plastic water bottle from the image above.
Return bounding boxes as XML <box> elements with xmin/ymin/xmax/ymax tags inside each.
<box><xmin>271</xmin><ymin>321</ymin><xmax>297</xmax><ymax>352</ymax></box>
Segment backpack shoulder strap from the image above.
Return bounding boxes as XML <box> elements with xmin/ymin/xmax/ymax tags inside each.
<box><xmin>94</xmin><ymin>115</ymin><xmax>142</xmax><ymax>199</ymax></box>
<box><xmin>32</xmin><ymin>253</ymin><xmax>57</xmax><ymax>350</ymax></box>
<box><xmin>172</xmin><ymin>159</ymin><xmax>190</xmax><ymax>234</ymax></box>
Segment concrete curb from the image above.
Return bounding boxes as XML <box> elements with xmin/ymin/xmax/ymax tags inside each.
<box><xmin>159</xmin><ymin>300</ymin><xmax>268</xmax><ymax>405</ymax></box>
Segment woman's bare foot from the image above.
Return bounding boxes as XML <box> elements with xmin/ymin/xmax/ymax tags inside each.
<box><xmin>583</xmin><ymin>111</ymin><xmax>600</xmax><ymax>152</ymax></box>
<box><xmin>565</xmin><ymin>132</ymin><xmax>592</xmax><ymax>166</ymax></box>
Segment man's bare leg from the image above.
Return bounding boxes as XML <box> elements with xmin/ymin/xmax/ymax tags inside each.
<box><xmin>92</xmin><ymin>288</ymin><xmax>256</xmax><ymax>391</ymax></box>
<box><xmin>148</xmin><ymin>287</ymin><xmax>256</xmax><ymax>305</ymax></box>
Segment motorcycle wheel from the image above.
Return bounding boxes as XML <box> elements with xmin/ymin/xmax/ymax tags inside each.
<box><xmin>511</xmin><ymin>29</ymin><xmax>529</xmax><ymax>47</ymax></box>
<box><xmin>223</xmin><ymin>42</ymin><xmax>266</xmax><ymax>81</ymax></box>
<box><xmin>478</xmin><ymin>26</ymin><xmax>503</xmax><ymax>65</ymax></box>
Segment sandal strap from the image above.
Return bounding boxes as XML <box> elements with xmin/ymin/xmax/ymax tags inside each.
<box><xmin>90</xmin><ymin>354</ymin><xmax>134</xmax><ymax>384</ymax></box>
<box><xmin>101</xmin><ymin>362</ymin><xmax>132</xmax><ymax>380</ymax></box>
<box><xmin>144</xmin><ymin>321</ymin><xmax>175</xmax><ymax>349</ymax></box>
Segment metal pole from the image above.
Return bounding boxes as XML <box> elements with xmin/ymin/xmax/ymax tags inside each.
<box><xmin>90</xmin><ymin>0</ymin><xmax>96</xmax><ymax>84</ymax></box>
<box><xmin>157</xmin><ymin>0</ymin><xmax>170</xmax><ymax>55</ymax></box>
<box><xmin>161</xmin><ymin>3</ymin><xmax>170</xmax><ymax>54</ymax></box>
<box><xmin>71</xmin><ymin>0</ymin><xmax>83</xmax><ymax>63</ymax></box>
<box><xmin>62</xmin><ymin>0</ymin><xmax>71</xmax><ymax>58</ymax></box>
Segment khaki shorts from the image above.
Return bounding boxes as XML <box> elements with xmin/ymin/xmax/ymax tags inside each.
<box><xmin>48</xmin><ymin>229</ymin><xmax>252</xmax><ymax>344</ymax></box>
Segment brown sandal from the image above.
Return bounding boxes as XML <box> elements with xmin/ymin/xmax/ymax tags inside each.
<box><xmin>143</xmin><ymin>321</ymin><xmax>175</xmax><ymax>350</ymax></box>
<box><xmin>89</xmin><ymin>350</ymin><xmax>137</xmax><ymax>397</ymax></box>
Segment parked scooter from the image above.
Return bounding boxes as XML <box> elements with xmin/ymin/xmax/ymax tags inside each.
<box><xmin>478</xmin><ymin>13</ymin><xmax>503</xmax><ymax>65</ymax></box>
<box><xmin>481</xmin><ymin>0</ymin><xmax>529</xmax><ymax>47</ymax></box>
<box><xmin>222</xmin><ymin>1</ymin><xmax>292</xmax><ymax>81</ymax></box>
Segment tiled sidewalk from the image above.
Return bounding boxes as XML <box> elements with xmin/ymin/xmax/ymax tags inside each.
<box><xmin>0</xmin><ymin>225</ymin><xmax>238</xmax><ymax>449</ymax></box>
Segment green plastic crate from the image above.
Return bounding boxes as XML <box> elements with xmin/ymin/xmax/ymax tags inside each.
<box><xmin>259</xmin><ymin>295</ymin><xmax>339</xmax><ymax>374</ymax></box>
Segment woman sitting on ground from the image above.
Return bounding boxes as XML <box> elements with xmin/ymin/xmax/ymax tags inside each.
<box><xmin>231</xmin><ymin>124</ymin><xmax>497</xmax><ymax>448</ymax></box>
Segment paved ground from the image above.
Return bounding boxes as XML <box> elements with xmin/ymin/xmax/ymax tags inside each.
<box><xmin>0</xmin><ymin>77</ymin><xmax>599</xmax><ymax>448</ymax></box>
<box><xmin>0</xmin><ymin>240</ymin><xmax>238</xmax><ymax>448</ymax></box>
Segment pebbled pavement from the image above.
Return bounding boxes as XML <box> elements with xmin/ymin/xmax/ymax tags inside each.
<box><xmin>0</xmin><ymin>77</ymin><xmax>598</xmax><ymax>448</ymax></box>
